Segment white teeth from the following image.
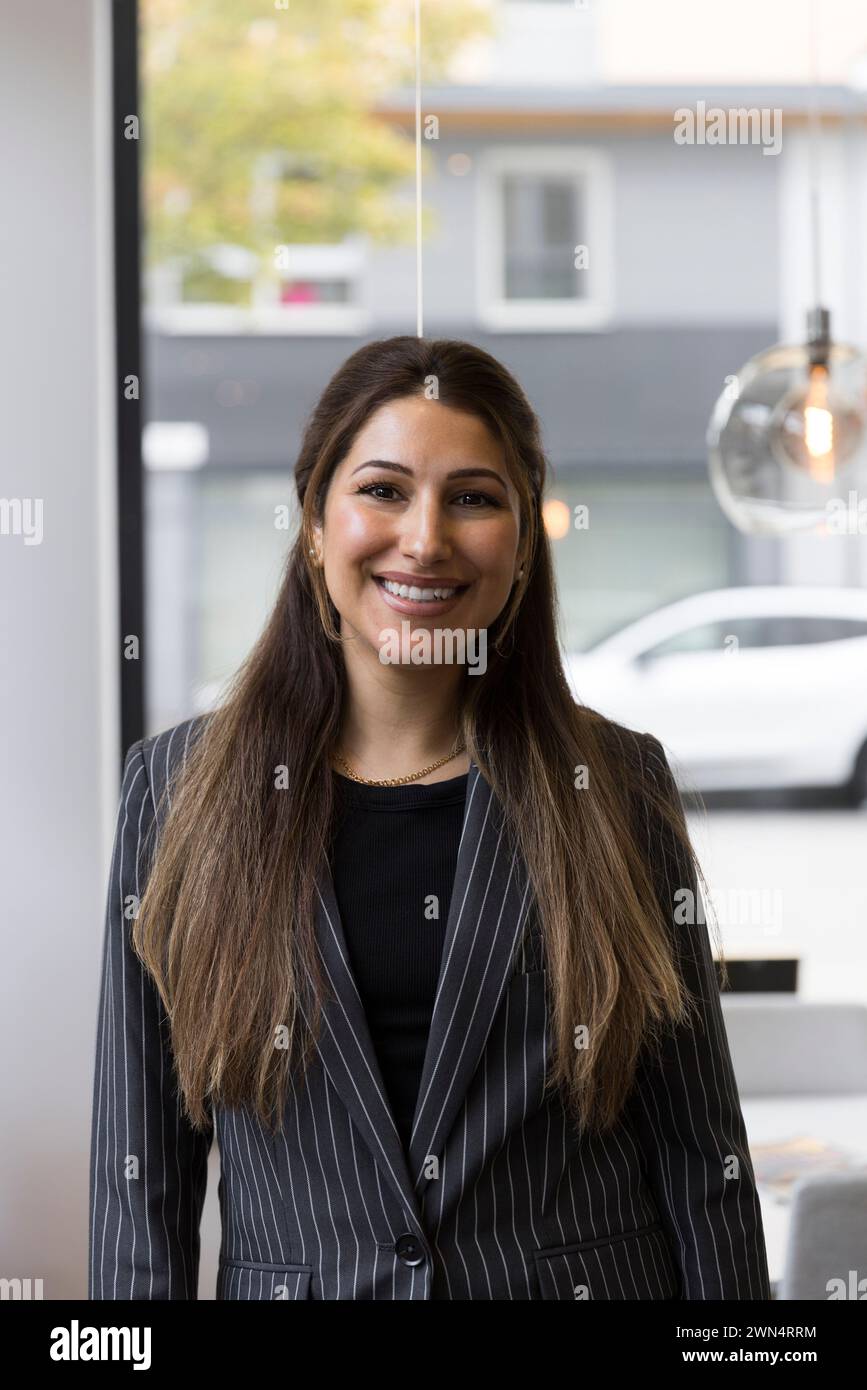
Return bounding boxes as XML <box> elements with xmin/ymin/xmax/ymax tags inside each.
<box><xmin>380</xmin><ymin>579</ymin><xmax>458</xmax><ymax>601</ymax></box>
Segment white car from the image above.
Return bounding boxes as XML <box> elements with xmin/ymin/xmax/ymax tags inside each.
<box><xmin>565</xmin><ymin>587</ymin><xmax>867</xmax><ymax>800</ymax></box>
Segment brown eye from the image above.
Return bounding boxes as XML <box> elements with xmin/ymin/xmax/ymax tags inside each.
<box><xmin>455</xmin><ymin>491</ymin><xmax>501</xmax><ymax>507</ymax></box>
<box><xmin>355</xmin><ymin>482</ymin><xmax>401</xmax><ymax>501</ymax></box>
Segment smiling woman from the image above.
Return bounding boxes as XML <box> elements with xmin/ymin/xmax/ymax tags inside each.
<box><xmin>311</xmin><ymin>394</ymin><xmax>523</xmax><ymax>646</ymax></box>
<box><xmin>311</xmin><ymin>397</ymin><xmax>525</xmax><ymax>711</ymax></box>
<box><xmin>89</xmin><ymin>335</ymin><xmax>771</xmax><ymax>1301</ymax></box>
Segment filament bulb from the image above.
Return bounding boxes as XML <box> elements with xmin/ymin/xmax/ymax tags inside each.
<box><xmin>768</xmin><ymin>363</ymin><xmax>864</xmax><ymax>483</ymax></box>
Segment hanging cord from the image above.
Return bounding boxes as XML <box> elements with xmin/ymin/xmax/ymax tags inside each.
<box><xmin>806</xmin><ymin>0</ymin><xmax>822</xmax><ymax>308</ymax></box>
<box><xmin>414</xmin><ymin>0</ymin><xmax>424</xmax><ymax>338</ymax></box>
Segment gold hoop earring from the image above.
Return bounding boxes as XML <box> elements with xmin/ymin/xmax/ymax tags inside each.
<box><xmin>306</xmin><ymin>554</ymin><xmax>342</xmax><ymax>642</ymax></box>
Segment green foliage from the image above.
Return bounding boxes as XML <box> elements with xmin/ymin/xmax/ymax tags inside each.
<box><xmin>142</xmin><ymin>0</ymin><xmax>492</xmax><ymax>276</ymax></box>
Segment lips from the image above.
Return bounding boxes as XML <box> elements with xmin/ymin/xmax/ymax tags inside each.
<box><xmin>372</xmin><ymin>574</ymin><xmax>471</xmax><ymax>616</ymax></box>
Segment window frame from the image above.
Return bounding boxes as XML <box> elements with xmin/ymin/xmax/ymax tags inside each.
<box><xmin>114</xmin><ymin>0</ymin><xmax>146</xmax><ymax>756</ymax></box>
<box><xmin>145</xmin><ymin>236</ymin><xmax>372</xmax><ymax>338</ymax></box>
<box><xmin>475</xmin><ymin>144</ymin><xmax>614</xmax><ymax>332</ymax></box>
<box><xmin>146</xmin><ymin>145</ymin><xmax>372</xmax><ymax>338</ymax></box>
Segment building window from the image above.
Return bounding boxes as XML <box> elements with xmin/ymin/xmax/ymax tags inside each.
<box><xmin>476</xmin><ymin>146</ymin><xmax>612</xmax><ymax>331</ymax></box>
<box><xmin>145</xmin><ymin>236</ymin><xmax>370</xmax><ymax>336</ymax></box>
<box><xmin>262</xmin><ymin>236</ymin><xmax>369</xmax><ymax>331</ymax></box>
<box><xmin>144</xmin><ymin>148</ymin><xmax>371</xmax><ymax>336</ymax></box>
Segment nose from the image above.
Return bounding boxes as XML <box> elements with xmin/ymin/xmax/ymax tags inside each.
<box><xmin>398</xmin><ymin>491</ymin><xmax>453</xmax><ymax>567</ymax></box>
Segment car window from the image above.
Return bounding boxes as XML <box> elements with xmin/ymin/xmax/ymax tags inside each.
<box><xmin>642</xmin><ymin>618</ymin><xmax>767</xmax><ymax>658</ymax></box>
<box><xmin>762</xmin><ymin>616</ymin><xmax>867</xmax><ymax>646</ymax></box>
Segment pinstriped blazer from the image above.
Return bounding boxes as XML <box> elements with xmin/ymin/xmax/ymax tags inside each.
<box><xmin>88</xmin><ymin>713</ymin><xmax>771</xmax><ymax>1301</ymax></box>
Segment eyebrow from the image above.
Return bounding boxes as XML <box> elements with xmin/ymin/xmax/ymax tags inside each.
<box><xmin>350</xmin><ymin>459</ymin><xmax>508</xmax><ymax>489</ymax></box>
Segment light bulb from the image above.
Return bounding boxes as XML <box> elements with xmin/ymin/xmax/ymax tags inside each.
<box><xmin>706</xmin><ymin>328</ymin><xmax>867</xmax><ymax>536</ymax></box>
<box><xmin>768</xmin><ymin>362</ymin><xmax>864</xmax><ymax>484</ymax></box>
<box><xmin>542</xmin><ymin>498</ymin><xmax>571</xmax><ymax>539</ymax></box>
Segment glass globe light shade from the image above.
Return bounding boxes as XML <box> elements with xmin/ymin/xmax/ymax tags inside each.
<box><xmin>707</xmin><ymin>338</ymin><xmax>867</xmax><ymax>535</ymax></box>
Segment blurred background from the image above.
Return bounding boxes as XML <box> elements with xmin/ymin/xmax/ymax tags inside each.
<box><xmin>2</xmin><ymin>0</ymin><xmax>866</xmax><ymax>1300</ymax></box>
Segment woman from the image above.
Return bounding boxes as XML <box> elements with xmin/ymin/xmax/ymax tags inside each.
<box><xmin>88</xmin><ymin>336</ymin><xmax>771</xmax><ymax>1301</ymax></box>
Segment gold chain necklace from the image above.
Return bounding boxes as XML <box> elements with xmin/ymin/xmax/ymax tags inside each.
<box><xmin>333</xmin><ymin>741</ymin><xmax>467</xmax><ymax>787</ymax></box>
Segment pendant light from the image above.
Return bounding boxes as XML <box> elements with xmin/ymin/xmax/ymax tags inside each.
<box><xmin>707</xmin><ymin>0</ymin><xmax>867</xmax><ymax>535</ymax></box>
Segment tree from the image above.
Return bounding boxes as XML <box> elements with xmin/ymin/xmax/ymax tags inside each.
<box><xmin>142</xmin><ymin>0</ymin><xmax>491</xmax><ymax>299</ymax></box>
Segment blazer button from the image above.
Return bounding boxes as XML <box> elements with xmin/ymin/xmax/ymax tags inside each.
<box><xmin>394</xmin><ymin>1233</ymin><xmax>426</xmax><ymax>1267</ymax></box>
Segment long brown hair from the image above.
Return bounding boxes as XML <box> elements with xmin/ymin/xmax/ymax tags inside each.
<box><xmin>134</xmin><ymin>335</ymin><xmax>717</xmax><ymax>1138</ymax></box>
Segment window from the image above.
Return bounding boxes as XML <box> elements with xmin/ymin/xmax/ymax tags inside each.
<box><xmin>146</xmin><ymin>238</ymin><xmax>370</xmax><ymax>336</ymax></box>
<box><xmin>643</xmin><ymin>618</ymin><xmax>769</xmax><ymax>659</ymax></box>
<box><xmin>637</xmin><ymin>613</ymin><xmax>867</xmax><ymax>661</ymax></box>
<box><xmin>476</xmin><ymin>147</ymin><xmax>612</xmax><ymax>331</ymax></box>
<box><xmin>145</xmin><ymin>469</ymin><xmax>295</xmax><ymax>735</ymax></box>
<box><xmin>145</xmin><ymin>149</ymin><xmax>370</xmax><ymax>336</ymax></box>
<box><xmin>503</xmin><ymin>175</ymin><xmax>584</xmax><ymax>300</ymax></box>
<box><xmin>761</xmin><ymin>616</ymin><xmax>867</xmax><ymax>647</ymax></box>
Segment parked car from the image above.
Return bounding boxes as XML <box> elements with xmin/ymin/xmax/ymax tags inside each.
<box><xmin>565</xmin><ymin>587</ymin><xmax>867</xmax><ymax>801</ymax></box>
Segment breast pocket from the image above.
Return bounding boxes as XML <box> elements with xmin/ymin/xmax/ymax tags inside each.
<box><xmin>217</xmin><ymin>1257</ymin><xmax>313</xmax><ymax>1300</ymax></box>
<box><xmin>533</xmin><ymin>1222</ymin><xmax>681</xmax><ymax>1300</ymax></box>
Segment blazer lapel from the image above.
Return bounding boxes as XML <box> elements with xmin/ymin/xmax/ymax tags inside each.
<box><xmin>309</xmin><ymin>869</ymin><xmax>422</xmax><ymax>1226</ymax></box>
<box><xmin>407</xmin><ymin>760</ymin><xmax>534</xmax><ymax>1194</ymax></box>
<box><xmin>306</xmin><ymin>759</ymin><xmax>534</xmax><ymax>1223</ymax></box>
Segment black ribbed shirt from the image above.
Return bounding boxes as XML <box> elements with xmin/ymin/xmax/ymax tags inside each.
<box><xmin>329</xmin><ymin>769</ymin><xmax>469</xmax><ymax>1152</ymax></box>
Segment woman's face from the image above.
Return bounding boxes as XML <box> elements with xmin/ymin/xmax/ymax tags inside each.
<box><xmin>312</xmin><ymin>395</ymin><xmax>524</xmax><ymax>656</ymax></box>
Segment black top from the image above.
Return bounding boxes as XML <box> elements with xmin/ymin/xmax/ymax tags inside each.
<box><xmin>329</xmin><ymin>769</ymin><xmax>469</xmax><ymax>1153</ymax></box>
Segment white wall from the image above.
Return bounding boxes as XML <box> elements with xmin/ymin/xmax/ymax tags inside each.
<box><xmin>472</xmin><ymin>1</ymin><xmax>599</xmax><ymax>87</ymax></box>
<box><xmin>599</xmin><ymin>0</ymin><xmax>867</xmax><ymax>85</ymax></box>
<box><xmin>0</xmin><ymin>0</ymin><xmax>119</xmax><ymax>1298</ymax></box>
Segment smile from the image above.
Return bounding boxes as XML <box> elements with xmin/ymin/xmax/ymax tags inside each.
<box><xmin>372</xmin><ymin>574</ymin><xmax>472</xmax><ymax>615</ymax></box>
<box><xmin>379</xmin><ymin>578</ymin><xmax>464</xmax><ymax>601</ymax></box>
